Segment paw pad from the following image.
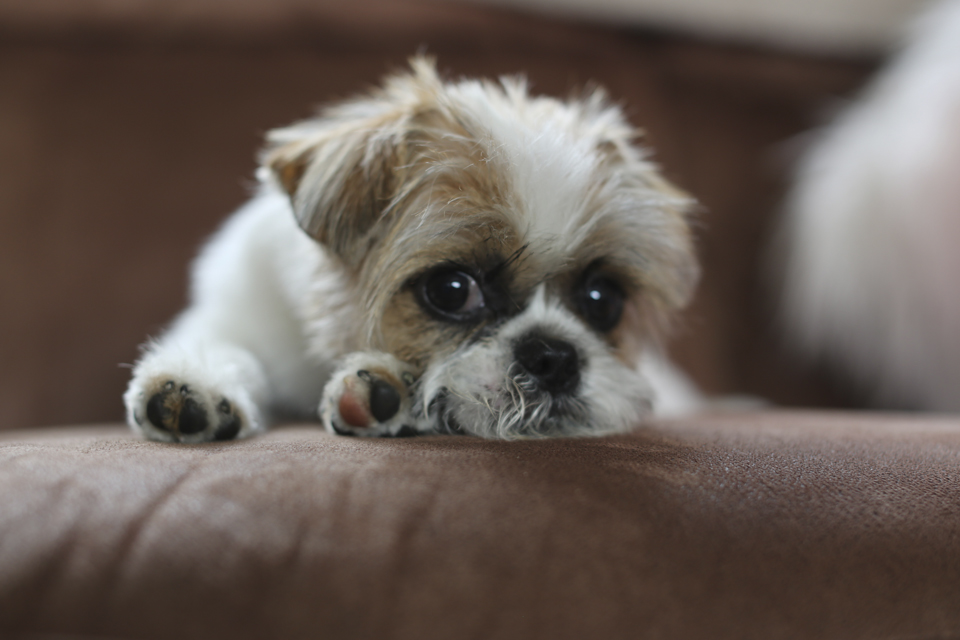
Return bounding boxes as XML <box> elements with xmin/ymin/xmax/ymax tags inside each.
<box><xmin>336</xmin><ymin>370</ymin><xmax>402</xmax><ymax>428</ymax></box>
<box><xmin>320</xmin><ymin>352</ymin><xmax>420</xmax><ymax>438</ymax></box>
<box><xmin>337</xmin><ymin>369</ymin><xmax>401</xmax><ymax>429</ymax></box>
<box><xmin>358</xmin><ymin>370</ymin><xmax>401</xmax><ymax>423</ymax></box>
<box><xmin>337</xmin><ymin>388</ymin><xmax>372</xmax><ymax>428</ymax></box>
<box><xmin>146</xmin><ymin>381</ymin><xmax>208</xmax><ymax>435</ymax></box>
<box><xmin>142</xmin><ymin>380</ymin><xmax>242</xmax><ymax>442</ymax></box>
<box><xmin>329</xmin><ymin>369</ymin><xmax>408</xmax><ymax>433</ymax></box>
<box><xmin>213</xmin><ymin>400</ymin><xmax>241</xmax><ymax>441</ymax></box>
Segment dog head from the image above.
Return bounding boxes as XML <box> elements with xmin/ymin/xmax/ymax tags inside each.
<box><xmin>265</xmin><ymin>57</ymin><xmax>698</xmax><ymax>437</ymax></box>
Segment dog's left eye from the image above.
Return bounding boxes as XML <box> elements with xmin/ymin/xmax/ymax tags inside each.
<box><xmin>580</xmin><ymin>273</ymin><xmax>625</xmax><ymax>333</ymax></box>
<box><xmin>421</xmin><ymin>269</ymin><xmax>485</xmax><ymax>321</ymax></box>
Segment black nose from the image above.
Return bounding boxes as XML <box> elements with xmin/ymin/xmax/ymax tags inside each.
<box><xmin>513</xmin><ymin>334</ymin><xmax>581</xmax><ymax>395</ymax></box>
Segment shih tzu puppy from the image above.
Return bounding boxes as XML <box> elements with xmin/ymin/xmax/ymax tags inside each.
<box><xmin>124</xmin><ymin>57</ymin><xmax>700</xmax><ymax>443</ymax></box>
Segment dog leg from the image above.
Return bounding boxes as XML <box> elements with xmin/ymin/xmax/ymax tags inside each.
<box><xmin>319</xmin><ymin>352</ymin><xmax>423</xmax><ymax>437</ymax></box>
<box><xmin>124</xmin><ymin>338</ymin><xmax>269</xmax><ymax>443</ymax></box>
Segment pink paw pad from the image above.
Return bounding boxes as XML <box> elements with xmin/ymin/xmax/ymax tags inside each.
<box><xmin>337</xmin><ymin>369</ymin><xmax>402</xmax><ymax>429</ymax></box>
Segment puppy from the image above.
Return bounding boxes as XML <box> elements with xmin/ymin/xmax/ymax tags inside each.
<box><xmin>124</xmin><ymin>57</ymin><xmax>700</xmax><ymax>442</ymax></box>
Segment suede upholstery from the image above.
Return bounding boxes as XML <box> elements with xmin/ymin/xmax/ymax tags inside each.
<box><xmin>2</xmin><ymin>412</ymin><xmax>959</xmax><ymax>639</ymax></box>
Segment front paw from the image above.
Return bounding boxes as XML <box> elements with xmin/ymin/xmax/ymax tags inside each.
<box><xmin>320</xmin><ymin>352</ymin><xmax>420</xmax><ymax>437</ymax></box>
<box><xmin>126</xmin><ymin>378</ymin><xmax>247</xmax><ymax>443</ymax></box>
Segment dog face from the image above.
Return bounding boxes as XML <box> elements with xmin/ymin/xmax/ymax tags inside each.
<box><xmin>266</xmin><ymin>57</ymin><xmax>698</xmax><ymax>437</ymax></box>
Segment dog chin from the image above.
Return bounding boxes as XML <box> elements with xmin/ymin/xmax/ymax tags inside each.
<box><xmin>422</xmin><ymin>361</ymin><xmax>651</xmax><ymax>439</ymax></box>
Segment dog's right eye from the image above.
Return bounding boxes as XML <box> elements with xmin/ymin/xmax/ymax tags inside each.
<box><xmin>421</xmin><ymin>269</ymin><xmax>485</xmax><ymax>321</ymax></box>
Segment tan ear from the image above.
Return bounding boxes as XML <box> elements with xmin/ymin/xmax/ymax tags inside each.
<box><xmin>264</xmin><ymin>116</ymin><xmax>403</xmax><ymax>267</ymax></box>
<box><xmin>263</xmin><ymin>56</ymin><xmax>445</xmax><ymax>268</ymax></box>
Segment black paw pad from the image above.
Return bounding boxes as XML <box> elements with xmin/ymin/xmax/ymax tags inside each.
<box><xmin>368</xmin><ymin>378</ymin><xmax>401</xmax><ymax>422</ymax></box>
<box><xmin>177</xmin><ymin>397</ymin><xmax>208</xmax><ymax>435</ymax></box>
<box><xmin>213</xmin><ymin>399</ymin><xmax>241</xmax><ymax>441</ymax></box>
<box><xmin>331</xmin><ymin>422</ymin><xmax>357</xmax><ymax>437</ymax></box>
<box><xmin>144</xmin><ymin>381</ymin><xmax>208</xmax><ymax>436</ymax></box>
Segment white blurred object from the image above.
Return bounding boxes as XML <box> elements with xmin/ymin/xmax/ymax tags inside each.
<box><xmin>450</xmin><ymin>0</ymin><xmax>929</xmax><ymax>55</ymax></box>
<box><xmin>779</xmin><ymin>0</ymin><xmax>960</xmax><ymax>410</ymax></box>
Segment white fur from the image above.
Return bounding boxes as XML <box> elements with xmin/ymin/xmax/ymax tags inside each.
<box><xmin>440</xmin><ymin>79</ymin><xmax>686</xmax><ymax>270</ymax></box>
<box><xmin>779</xmin><ymin>0</ymin><xmax>960</xmax><ymax>410</ymax></box>
<box><xmin>126</xmin><ymin>190</ymin><xmax>342</xmax><ymax>441</ymax></box>
<box><xmin>445</xmin><ymin>80</ymin><xmax>618</xmax><ymax>255</ymax></box>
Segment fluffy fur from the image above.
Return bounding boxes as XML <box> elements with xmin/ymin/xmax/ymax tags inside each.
<box><xmin>778</xmin><ymin>0</ymin><xmax>960</xmax><ymax>411</ymax></box>
<box><xmin>124</xmin><ymin>57</ymin><xmax>700</xmax><ymax>442</ymax></box>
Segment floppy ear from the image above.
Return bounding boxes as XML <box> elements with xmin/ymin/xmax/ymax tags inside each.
<box><xmin>264</xmin><ymin>113</ymin><xmax>405</xmax><ymax>267</ymax></box>
<box><xmin>264</xmin><ymin>57</ymin><xmax>446</xmax><ymax>267</ymax></box>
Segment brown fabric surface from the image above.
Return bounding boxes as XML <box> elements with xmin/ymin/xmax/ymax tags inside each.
<box><xmin>0</xmin><ymin>0</ymin><xmax>875</xmax><ymax>430</ymax></box>
<box><xmin>2</xmin><ymin>411</ymin><xmax>958</xmax><ymax>639</ymax></box>
<box><xmin>0</xmin><ymin>0</ymin><xmax>565</xmax><ymax>46</ymax></box>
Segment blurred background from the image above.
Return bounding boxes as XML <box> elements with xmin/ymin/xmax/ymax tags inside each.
<box><xmin>0</xmin><ymin>0</ymin><xmax>932</xmax><ymax>429</ymax></box>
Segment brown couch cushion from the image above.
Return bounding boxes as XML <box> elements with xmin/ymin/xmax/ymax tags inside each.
<box><xmin>2</xmin><ymin>411</ymin><xmax>958</xmax><ymax>639</ymax></box>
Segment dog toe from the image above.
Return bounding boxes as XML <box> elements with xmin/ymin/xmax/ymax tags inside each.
<box><xmin>337</xmin><ymin>386</ymin><xmax>373</xmax><ymax>428</ymax></box>
<box><xmin>213</xmin><ymin>399</ymin><xmax>242</xmax><ymax>441</ymax></box>
<box><xmin>177</xmin><ymin>392</ymin><xmax>209</xmax><ymax>435</ymax></box>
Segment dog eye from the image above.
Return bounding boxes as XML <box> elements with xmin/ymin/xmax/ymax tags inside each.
<box><xmin>422</xmin><ymin>269</ymin><xmax>485</xmax><ymax>320</ymax></box>
<box><xmin>580</xmin><ymin>273</ymin><xmax>625</xmax><ymax>333</ymax></box>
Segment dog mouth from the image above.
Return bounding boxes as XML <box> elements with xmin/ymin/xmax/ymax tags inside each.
<box><xmin>427</xmin><ymin>378</ymin><xmax>590</xmax><ymax>438</ymax></box>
